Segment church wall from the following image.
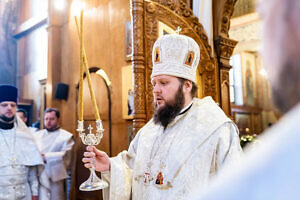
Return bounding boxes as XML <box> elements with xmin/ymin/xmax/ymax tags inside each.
<box><xmin>16</xmin><ymin>0</ymin><xmax>48</xmax><ymax>125</ymax></box>
<box><xmin>0</xmin><ymin>1</ymin><xmax>18</xmax><ymax>86</ymax></box>
<box><xmin>17</xmin><ymin>25</ymin><xmax>48</xmax><ymax>124</ymax></box>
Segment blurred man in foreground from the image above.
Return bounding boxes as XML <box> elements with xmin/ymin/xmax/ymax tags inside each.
<box><xmin>189</xmin><ymin>0</ymin><xmax>300</xmax><ymax>199</ymax></box>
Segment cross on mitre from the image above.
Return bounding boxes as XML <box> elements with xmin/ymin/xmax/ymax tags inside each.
<box><xmin>176</xmin><ymin>26</ymin><xmax>182</xmax><ymax>34</ymax></box>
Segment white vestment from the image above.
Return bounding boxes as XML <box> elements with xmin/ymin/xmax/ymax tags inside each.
<box><xmin>102</xmin><ymin>97</ymin><xmax>242</xmax><ymax>200</ymax></box>
<box><xmin>35</xmin><ymin>128</ymin><xmax>74</xmax><ymax>200</ymax></box>
<box><xmin>0</xmin><ymin>118</ymin><xmax>48</xmax><ymax>200</ymax></box>
<box><xmin>189</xmin><ymin>103</ymin><xmax>300</xmax><ymax>200</ymax></box>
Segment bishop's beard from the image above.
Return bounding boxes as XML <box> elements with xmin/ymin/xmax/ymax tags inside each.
<box><xmin>153</xmin><ymin>84</ymin><xmax>185</xmax><ymax>128</ymax></box>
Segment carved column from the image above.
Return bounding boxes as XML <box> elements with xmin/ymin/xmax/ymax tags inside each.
<box><xmin>213</xmin><ymin>0</ymin><xmax>238</xmax><ymax>117</ymax></box>
<box><xmin>131</xmin><ymin>0</ymin><xmax>147</xmax><ymax>135</ymax></box>
<box><xmin>215</xmin><ymin>36</ymin><xmax>237</xmax><ymax>116</ymax></box>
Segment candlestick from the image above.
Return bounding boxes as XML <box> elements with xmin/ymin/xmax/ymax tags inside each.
<box><xmin>74</xmin><ymin>7</ymin><xmax>107</xmax><ymax>190</ymax></box>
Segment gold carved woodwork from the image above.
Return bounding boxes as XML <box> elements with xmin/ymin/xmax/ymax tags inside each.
<box><xmin>131</xmin><ymin>0</ymin><xmax>218</xmax><ymax>134</ymax></box>
<box><xmin>220</xmin><ymin>0</ymin><xmax>239</xmax><ymax>36</ymax></box>
<box><xmin>214</xmin><ymin>0</ymin><xmax>238</xmax><ymax>118</ymax></box>
<box><xmin>215</xmin><ymin>35</ymin><xmax>238</xmax><ymax>68</ymax></box>
<box><xmin>215</xmin><ymin>36</ymin><xmax>237</xmax><ymax>117</ymax></box>
<box><xmin>131</xmin><ymin>0</ymin><xmax>147</xmax><ymax>135</ymax></box>
<box><xmin>220</xmin><ymin>69</ymin><xmax>231</xmax><ymax>116</ymax></box>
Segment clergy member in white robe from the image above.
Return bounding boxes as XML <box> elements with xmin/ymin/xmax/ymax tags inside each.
<box><xmin>83</xmin><ymin>34</ymin><xmax>242</xmax><ymax>200</ymax></box>
<box><xmin>0</xmin><ymin>84</ymin><xmax>49</xmax><ymax>200</ymax></box>
<box><xmin>35</xmin><ymin>108</ymin><xmax>74</xmax><ymax>200</ymax></box>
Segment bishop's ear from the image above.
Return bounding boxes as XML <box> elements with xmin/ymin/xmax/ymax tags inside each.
<box><xmin>183</xmin><ymin>80</ymin><xmax>193</xmax><ymax>93</ymax></box>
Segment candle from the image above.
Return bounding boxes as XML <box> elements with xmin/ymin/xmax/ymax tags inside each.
<box><xmin>82</xmin><ymin>53</ymin><xmax>101</xmax><ymax>121</ymax></box>
<box><xmin>75</xmin><ymin>13</ymin><xmax>84</xmax><ymax>121</ymax></box>
<box><xmin>75</xmin><ymin>12</ymin><xmax>101</xmax><ymax>121</ymax></box>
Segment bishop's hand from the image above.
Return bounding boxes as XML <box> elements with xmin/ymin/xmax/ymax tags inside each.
<box><xmin>82</xmin><ymin>146</ymin><xmax>110</xmax><ymax>172</ymax></box>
